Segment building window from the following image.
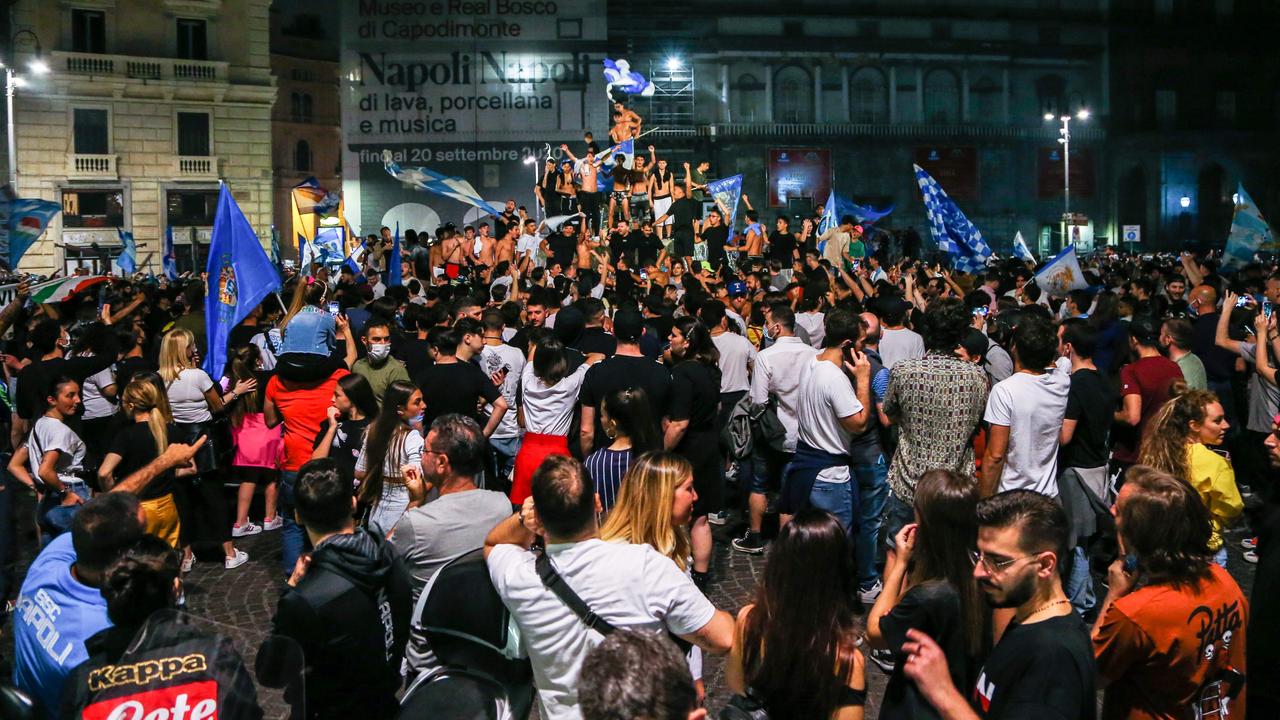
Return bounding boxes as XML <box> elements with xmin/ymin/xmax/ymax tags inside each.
<box><xmin>167</xmin><ymin>190</ymin><xmax>219</xmax><ymax>226</ymax></box>
<box><xmin>61</xmin><ymin>189</ymin><xmax>124</xmax><ymax>228</ymax></box>
<box><xmin>923</xmin><ymin>70</ymin><xmax>960</xmax><ymax>124</ymax></box>
<box><xmin>291</xmin><ymin>93</ymin><xmax>313</xmax><ymax>123</ymax></box>
<box><xmin>71</xmin><ymin>9</ymin><xmax>106</xmax><ymax>54</ymax></box>
<box><xmin>176</xmin><ymin>19</ymin><xmax>208</xmax><ymax>60</ymax></box>
<box><xmin>176</xmin><ymin>112</ymin><xmax>211</xmax><ymax>156</ymax></box>
<box><xmin>1036</xmin><ymin>74</ymin><xmax>1067</xmax><ymax>118</ymax></box>
<box><xmin>733</xmin><ymin>74</ymin><xmax>764</xmax><ymax>122</ymax></box>
<box><xmin>1215</xmin><ymin>91</ymin><xmax>1237</xmax><ymax>125</ymax></box>
<box><xmin>290</xmin><ymin>68</ymin><xmax>314</xmax><ymax>82</ymax></box>
<box><xmin>970</xmin><ymin>76</ymin><xmax>1002</xmax><ymax>123</ymax></box>
<box><xmin>773</xmin><ymin>66</ymin><xmax>813</xmax><ymax>124</ymax></box>
<box><xmin>72</xmin><ymin>109</ymin><xmax>110</xmax><ymax>154</ymax></box>
<box><xmin>295</xmin><ymin>140</ymin><xmax>312</xmax><ymax>171</ymax></box>
<box><xmin>1155</xmin><ymin>89</ymin><xmax>1178</xmax><ymax>128</ymax></box>
<box><xmin>849</xmin><ymin>67</ymin><xmax>888</xmax><ymax>123</ymax></box>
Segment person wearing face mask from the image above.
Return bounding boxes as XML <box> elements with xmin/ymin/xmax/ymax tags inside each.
<box><xmin>351</xmin><ymin>321</ymin><xmax>409</xmax><ymax>405</ymax></box>
<box><xmin>355</xmin><ymin>380</ymin><xmax>428</xmax><ymax>535</ymax></box>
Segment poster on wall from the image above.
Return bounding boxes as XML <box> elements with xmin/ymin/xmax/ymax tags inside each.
<box><xmin>913</xmin><ymin>147</ymin><xmax>978</xmax><ymax>200</ymax></box>
<box><xmin>766</xmin><ymin>148</ymin><xmax>832</xmax><ymax>208</ymax></box>
<box><xmin>339</xmin><ymin>0</ymin><xmax>608</xmax><ymax>235</ymax></box>
<box><xmin>1038</xmin><ymin>147</ymin><xmax>1095</xmax><ymax>199</ymax></box>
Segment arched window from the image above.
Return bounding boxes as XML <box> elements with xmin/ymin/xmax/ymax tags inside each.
<box><xmin>295</xmin><ymin>140</ymin><xmax>311</xmax><ymax>171</ymax></box>
<box><xmin>734</xmin><ymin>73</ymin><xmax>765</xmax><ymax>122</ymax></box>
<box><xmin>923</xmin><ymin>70</ymin><xmax>960</xmax><ymax>124</ymax></box>
<box><xmin>970</xmin><ymin>75</ymin><xmax>1002</xmax><ymax>123</ymax></box>
<box><xmin>773</xmin><ymin>66</ymin><xmax>813</xmax><ymax>124</ymax></box>
<box><xmin>849</xmin><ymin>67</ymin><xmax>888</xmax><ymax>123</ymax></box>
<box><xmin>300</xmin><ymin>94</ymin><xmax>313</xmax><ymax>123</ymax></box>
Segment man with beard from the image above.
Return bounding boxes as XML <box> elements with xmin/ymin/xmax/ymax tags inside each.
<box><xmin>900</xmin><ymin>490</ymin><xmax>1096</xmax><ymax>720</ymax></box>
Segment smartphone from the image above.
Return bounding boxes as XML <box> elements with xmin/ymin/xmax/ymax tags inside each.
<box><xmin>1122</xmin><ymin>554</ymin><xmax>1138</xmax><ymax>574</ymax></box>
<box><xmin>640</xmin><ymin>269</ymin><xmax>648</xmax><ymax>280</ymax></box>
<box><xmin>1265</xmin><ymin>300</ymin><xmax>1273</xmax><ymax>320</ymax></box>
<box><xmin>851</xmin><ymin>260</ymin><xmax>861</xmax><ymax>270</ymax></box>
<box><xmin>327</xmin><ymin>301</ymin><xmax>340</xmax><ymax>316</ymax></box>
<box><xmin>972</xmin><ymin>306</ymin><xmax>990</xmax><ymax>318</ymax></box>
<box><xmin>1236</xmin><ymin>296</ymin><xmax>1251</xmax><ymax>308</ymax></box>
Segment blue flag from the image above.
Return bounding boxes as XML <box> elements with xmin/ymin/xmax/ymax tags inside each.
<box><xmin>1222</xmin><ymin>184</ymin><xmax>1274</xmax><ymax>270</ymax></box>
<box><xmin>162</xmin><ymin>226</ymin><xmax>179</xmax><ymax>281</ymax></box>
<box><xmin>302</xmin><ymin>226</ymin><xmax>345</xmax><ymax>267</ymax></box>
<box><xmin>204</xmin><ymin>185</ymin><xmax>280</xmax><ymax>380</ymax></box>
<box><xmin>388</xmin><ymin>221</ymin><xmax>402</xmax><ymax>287</ymax></box>
<box><xmin>707</xmin><ymin>175</ymin><xmax>744</xmax><ymax>224</ymax></box>
<box><xmin>0</xmin><ymin>195</ymin><xmax>61</xmax><ymax>269</ymax></box>
<box><xmin>820</xmin><ymin>192</ymin><xmax>895</xmax><ymax>234</ymax></box>
<box><xmin>602</xmin><ymin>58</ymin><xmax>655</xmax><ymax>97</ymax></box>
<box><xmin>384</xmin><ymin>151</ymin><xmax>502</xmax><ymax>217</ymax></box>
<box><xmin>344</xmin><ymin>240</ymin><xmax>367</xmax><ymax>274</ymax></box>
<box><xmin>270</xmin><ymin>225</ymin><xmax>281</xmax><ymax>267</ymax></box>
<box><xmin>913</xmin><ymin>165</ymin><xmax>992</xmax><ymax>273</ymax></box>
<box><xmin>1012</xmin><ymin>231</ymin><xmax>1036</xmax><ymax>263</ymax></box>
<box><xmin>114</xmin><ymin>228</ymin><xmax>137</xmax><ymax>275</ymax></box>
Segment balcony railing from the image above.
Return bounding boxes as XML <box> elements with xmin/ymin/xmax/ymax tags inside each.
<box><xmin>52</xmin><ymin>51</ymin><xmax>228</xmax><ymax>83</ymax></box>
<box><xmin>66</xmin><ymin>153</ymin><xmax>118</xmax><ymax>179</ymax></box>
<box><xmin>650</xmin><ymin>122</ymin><xmax>1107</xmax><ymax>142</ymax></box>
<box><xmin>174</xmin><ymin>156</ymin><xmax>217</xmax><ymax>178</ymax></box>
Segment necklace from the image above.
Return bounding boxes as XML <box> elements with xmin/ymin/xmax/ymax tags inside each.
<box><xmin>1025</xmin><ymin>598</ymin><xmax>1070</xmax><ymax>619</ymax></box>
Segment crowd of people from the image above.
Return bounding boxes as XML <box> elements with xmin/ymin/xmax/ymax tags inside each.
<box><xmin>0</xmin><ymin>127</ymin><xmax>1273</xmax><ymax>720</ymax></box>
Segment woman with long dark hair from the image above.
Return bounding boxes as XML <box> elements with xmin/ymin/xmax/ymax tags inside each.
<box><xmin>726</xmin><ymin>508</ymin><xmax>865</xmax><ymax>719</ymax></box>
<box><xmin>224</xmin><ymin>344</ymin><xmax>283</xmax><ymax>538</ymax></box>
<box><xmin>355</xmin><ymin>379</ymin><xmax>426</xmax><ymax>534</ymax></box>
<box><xmin>867</xmin><ymin>468</ymin><xmax>987</xmax><ymax>719</ymax></box>
<box><xmin>584</xmin><ymin>388</ymin><xmax>660</xmax><ymax>516</ymax></box>
<box><xmin>29</xmin><ymin>375</ymin><xmax>91</xmax><ymax>539</ymax></box>
<box><xmin>664</xmin><ymin>316</ymin><xmax>721</xmax><ymax>589</ymax></box>
<box><xmin>311</xmin><ymin>373</ymin><xmax>379</xmax><ymax>482</ymax></box>
<box><xmin>1138</xmin><ymin>387</ymin><xmax>1243</xmax><ymax>567</ymax></box>
<box><xmin>508</xmin><ymin>335</ymin><xmax>602</xmax><ymax>505</ymax></box>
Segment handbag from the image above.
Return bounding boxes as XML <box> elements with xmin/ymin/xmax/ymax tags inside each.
<box><xmin>719</xmin><ymin>690</ymin><xmax>770</xmax><ymax>720</ymax></box>
<box><xmin>748</xmin><ymin>398</ymin><xmax>788</xmax><ymax>455</ymax></box>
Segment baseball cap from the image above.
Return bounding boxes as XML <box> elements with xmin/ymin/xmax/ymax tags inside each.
<box><xmin>727</xmin><ymin>280</ymin><xmax>747</xmax><ymax>297</ymax></box>
<box><xmin>612</xmin><ymin>309</ymin><xmax>644</xmax><ymax>343</ymax></box>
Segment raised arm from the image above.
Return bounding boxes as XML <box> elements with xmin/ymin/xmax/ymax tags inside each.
<box><xmin>1215</xmin><ymin>292</ymin><xmax>1245</xmax><ymax>355</ymax></box>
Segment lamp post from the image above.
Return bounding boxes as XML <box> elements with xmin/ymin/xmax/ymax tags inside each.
<box><xmin>4</xmin><ymin>30</ymin><xmax>47</xmax><ymax>188</ymax></box>
<box><xmin>1046</xmin><ymin>108</ymin><xmax>1089</xmax><ymax>249</ymax></box>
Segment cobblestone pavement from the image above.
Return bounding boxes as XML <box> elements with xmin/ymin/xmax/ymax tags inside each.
<box><xmin>0</xmin><ymin>495</ymin><xmax>1261</xmax><ymax>719</ymax></box>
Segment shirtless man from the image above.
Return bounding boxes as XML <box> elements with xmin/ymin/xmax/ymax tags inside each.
<box><xmin>627</xmin><ymin>155</ymin><xmax>652</xmax><ymax>224</ymax></box>
<box><xmin>740</xmin><ymin>199</ymin><xmax>765</xmax><ymax>261</ymax></box>
<box><xmin>577</xmin><ymin>222</ymin><xmax>603</xmax><ymax>272</ymax></box>
<box><xmin>609</xmin><ymin>112</ymin><xmax>631</xmax><ymax>145</ymax></box>
<box><xmin>439</xmin><ymin>228</ymin><xmax>469</xmax><ymax>281</ymax></box>
<box><xmin>495</xmin><ymin>224</ymin><xmax>517</xmax><ymax>268</ymax></box>
<box><xmin>562</xmin><ymin>144</ymin><xmax>608</xmax><ymax>233</ymax></box>
<box><xmin>614</xmin><ymin>102</ymin><xmax>642</xmax><ymax>137</ymax></box>
<box><xmin>648</xmin><ymin>145</ymin><xmax>675</xmax><ymax>244</ymax></box>
<box><xmin>476</xmin><ymin>223</ymin><xmax>498</xmax><ymax>270</ymax></box>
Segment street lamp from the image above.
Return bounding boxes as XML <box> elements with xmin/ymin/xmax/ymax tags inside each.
<box><xmin>1046</xmin><ymin>107</ymin><xmax>1089</xmax><ymax>249</ymax></box>
<box><xmin>4</xmin><ymin>30</ymin><xmax>46</xmax><ymax>187</ymax></box>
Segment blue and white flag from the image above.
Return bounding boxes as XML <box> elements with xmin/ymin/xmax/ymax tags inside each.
<box><xmin>913</xmin><ymin>164</ymin><xmax>992</xmax><ymax>273</ymax></box>
<box><xmin>707</xmin><ymin>174</ymin><xmax>744</xmax><ymax>224</ymax></box>
<box><xmin>204</xmin><ymin>185</ymin><xmax>280</xmax><ymax>380</ymax></box>
<box><xmin>0</xmin><ymin>192</ymin><xmax>61</xmax><ymax>269</ymax></box>
<box><xmin>595</xmin><ymin>139</ymin><xmax>635</xmax><ymax>170</ymax></box>
<box><xmin>383</xmin><ymin>151</ymin><xmax>503</xmax><ymax>217</ymax></box>
<box><xmin>1033</xmin><ymin>245</ymin><xmax>1089</xmax><ymax>297</ymax></box>
<box><xmin>1012</xmin><ymin>231</ymin><xmax>1036</xmax><ymax>263</ymax></box>
<box><xmin>301</xmin><ymin>226</ymin><xmax>345</xmax><ymax>267</ymax></box>
<box><xmin>388</xmin><ymin>221</ymin><xmax>402</xmax><ymax>287</ymax></box>
<box><xmin>162</xmin><ymin>226</ymin><xmax>179</xmax><ymax>281</ymax></box>
<box><xmin>1222</xmin><ymin>184</ymin><xmax>1275</xmax><ymax>270</ymax></box>
<box><xmin>819</xmin><ymin>192</ymin><xmax>896</xmax><ymax>234</ymax></box>
<box><xmin>344</xmin><ymin>241</ymin><xmax>367</xmax><ymax>274</ymax></box>
<box><xmin>603</xmin><ymin>58</ymin><xmax>655</xmax><ymax>98</ymax></box>
<box><xmin>113</xmin><ymin>228</ymin><xmax>137</xmax><ymax>275</ymax></box>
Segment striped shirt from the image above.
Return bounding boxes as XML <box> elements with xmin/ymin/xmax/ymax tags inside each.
<box><xmin>584</xmin><ymin>447</ymin><xmax>634</xmax><ymax>515</ymax></box>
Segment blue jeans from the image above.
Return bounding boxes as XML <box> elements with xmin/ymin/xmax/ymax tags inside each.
<box><xmin>488</xmin><ymin>435</ymin><xmax>521</xmax><ymax>493</ymax></box>
<box><xmin>882</xmin><ymin>492</ymin><xmax>915</xmax><ymax>550</ymax></box>
<box><xmin>1212</xmin><ymin>546</ymin><xmax>1228</xmax><ymax>568</ymax></box>
<box><xmin>851</xmin><ymin>456</ymin><xmax>889</xmax><ymax>590</ymax></box>
<box><xmin>279</xmin><ymin>471</ymin><xmax>306</xmax><ymax>576</ymax></box>
<box><xmin>1065</xmin><ymin>546</ymin><xmax>1097</xmax><ymax>615</ymax></box>
<box><xmin>808</xmin><ymin>479</ymin><xmax>857</xmax><ymax>535</ymax></box>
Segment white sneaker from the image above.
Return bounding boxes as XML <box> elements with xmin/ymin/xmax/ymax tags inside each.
<box><xmin>858</xmin><ymin>580</ymin><xmax>884</xmax><ymax>604</ymax></box>
<box><xmin>232</xmin><ymin>521</ymin><xmax>263</xmax><ymax>538</ymax></box>
<box><xmin>181</xmin><ymin>554</ymin><xmax>194</xmax><ymax>573</ymax></box>
<box><xmin>261</xmin><ymin>515</ymin><xmax>284</xmax><ymax>532</ymax></box>
<box><xmin>1241</xmin><ymin>537</ymin><xmax>1258</xmax><ymax>551</ymax></box>
<box><xmin>224</xmin><ymin>549</ymin><xmax>249</xmax><ymax>570</ymax></box>
<box><xmin>707</xmin><ymin>511</ymin><xmax>729</xmax><ymax>526</ymax></box>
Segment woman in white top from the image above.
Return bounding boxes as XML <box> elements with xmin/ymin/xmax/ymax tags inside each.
<box><xmin>159</xmin><ymin>328</ymin><xmax>256</xmax><ymax>570</ymax></box>
<box><xmin>508</xmin><ymin>334</ymin><xmax>602</xmax><ymax>505</ymax></box>
<box><xmin>29</xmin><ymin>375</ymin><xmax>91</xmax><ymax>538</ymax></box>
<box><xmin>355</xmin><ymin>379</ymin><xmax>427</xmax><ymax>535</ymax></box>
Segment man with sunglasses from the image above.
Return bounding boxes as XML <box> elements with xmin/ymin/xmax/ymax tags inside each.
<box><xmin>900</xmin><ymin>490</ymin><xmax>1096</xmax><ymax>719</ymax></box>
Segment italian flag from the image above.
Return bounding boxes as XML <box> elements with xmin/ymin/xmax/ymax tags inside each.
<box><xmin>28</xmin><ymin>275</ymin><xmax>110</xmax><ymax>304</ymax></box>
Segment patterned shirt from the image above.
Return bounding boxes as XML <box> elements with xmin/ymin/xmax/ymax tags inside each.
<box><xmin>883</xmin><ymin>352</ymin><xmax>989</xmax><ymax>500</ymax></box>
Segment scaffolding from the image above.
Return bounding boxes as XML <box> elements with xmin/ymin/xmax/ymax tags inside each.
<box><xmin>644</xmin><ymin>60</ymin><xmax>695</xmax><ymax>129</ymax></box>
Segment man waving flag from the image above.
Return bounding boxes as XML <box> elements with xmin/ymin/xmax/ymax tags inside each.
<box><xmin>204</xmin><ymin>184</ymin><xmax>280</xmax><ymax>380</ymax></box>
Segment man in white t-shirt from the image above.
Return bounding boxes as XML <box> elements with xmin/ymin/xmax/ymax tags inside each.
<box><xmin>478</xmin><ymin>309</ymin><xmax>526</xmax><ymax>489</ymax></box>
<box><xmin>788</xmin><ymin>309</ymin><xmax>873</xmax><ymax>531</ymax></box>
<box><xmin>981</xmin><ymin>315</ymin><xmax>1070</xmax><ymax>498</ymax></box>
<box><xmin>485</xmin><ymin>456</ymin><xmax>733</xmax><ymax>720</ymax></box>
<box><xmin>701</xmin><ymin>300</ymin><xmax>756</xmax><ymax>524</ymax></box>
<box><xmin>876</xmin><ymin>298</ymin><xmax>924</xmax><ymax>370</ymax></box>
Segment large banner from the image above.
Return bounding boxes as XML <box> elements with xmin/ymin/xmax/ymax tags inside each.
<box><xmin>1037</xmin><ymin>147</ymin><xmax>1095</xmax><ymax>199</ymax></box>
<box><xmin>766</xmin><ymin>148</ymin><xmax>832</xmax><ymax>209</ymax></box>
<box><xmin>340</xmin><ymin>0</ymin><xmax>608</xmax><ymax>235</ymax></box>
<box><xmin>913</xmin><ymin>147</ymin><xmax>978</xmax><ymax>201</ymax></box>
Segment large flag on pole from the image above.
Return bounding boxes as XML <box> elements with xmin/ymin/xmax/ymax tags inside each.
<box><xmin>818</xmin><ymin>192</ymin><xmax>895</xmax><ymax>234</ymax></box>
<box><xmin>1012</xmin><ymin>231</ymin><xmax>1036</xmax><ymax>262</ymax></box>
<box><xmin>913</xmin><ymin>165</ymin><xmax>992</xmax><ymax>273</ymax></box>
<box><xmin>388</xmin><ymin>221</ymin><xmax>402</xmax><ymax>287</ymax></box>
<box><xmin>0</xmin><ymin>190</ymin><xmax>61</xmax><ymax>269</ymax></box>
<box><xmin>204</xmin><ymin>185</ymin><xmax>280</xmax><ymax>380</ymax></box>
<box><xmin>301</xmin><ymin>226</ymin><xmax>345</xmax><ymax>268</ymax></box>
<box><xmin>269</xmin><ymin>225</ymin><xmax>281</xmax><ymax>267</ymax></box>
<box><xmin>1033</xmin><ymin>245</ymin><xmax>1089</xmax><ymax>297</ymax></box>
<box><xmin>162</xmin><ymin>226</ymin><xmax>180</xmax><ymax>281</ymax></box>
<box><xmin>602</xmin><ymin>58</ymin><xmax>655</xmax><ymax>98</ymax></box>
<box><xmin>383</xmin><ymin>151</ymin><xmax>503</xmax><ymax>217</ymax></box>
<box><xmin>707</xmin><ymin>175</ymin><xmax>744</xmax><ymax>224</ymax></box>
<box><xmin>290</xmin><ymin>177</ymin><xmax>341</xmax><ymax>257</ymax></box>
<box><xmin>113</xmin><ymin>228</ymin><xmax>137</xmax><ymax>275</ymax></box>
<box><xmin>1222</xmin><ymin>184</ymin><xmax>1275</xmax><ymax>270</ymax></box>
<box><xmin>344</xmin><ymin>241</ymin><xmax>367</xmax><ymax>274</ymax></box>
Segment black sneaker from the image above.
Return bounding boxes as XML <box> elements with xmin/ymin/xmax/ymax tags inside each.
<box><xmin>732</xmin><ymin>531</ymin><xmax>765</xmax><ymax>554</ymax></box>
<box><xmin>691</xmin><ymin>570</ymin><xmax>710</xmax><ymax>592</ymax></box>
<box><xmin>869</xmin><ymin>648</ymin><xmax>896</xmax><ymax>673</ymax></box>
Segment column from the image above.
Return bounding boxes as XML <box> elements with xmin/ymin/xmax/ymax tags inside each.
<box><xmin>916</xmin><ymin>67</ymin><xmax>925</xmax><ymax>122</ymax></box>
<box><xmin>888</xmin><ymin>66</ymin><xmax>897</xmax><ymax>124</ymax></box>
<box><xmin>841</xmin><ymin>66</ymin><xmax>851</xmax><ymax>122</ymax></box>
<box><xmin>764</xmin><ymin>65</ymin><xmax>774</xmax><ymax>122</ymax></box>
<box><xmin>1002</xmin><ymin>67</ymin><xmax>1010</xmax><ymax>124</ymax></box>
<box><xmin>813</xmin><ymin>64</ymin><xmax>823</xmax><ymax>122</ymax></box>
<box><xmin>720</xmin><ymin>63</ymin><xmax>730</xmax><ymax>122</ymax></box>
<box><xmin>961</xmin><ymin>67</ymin><xmax>970</xmax><ymax>122</ymax></box>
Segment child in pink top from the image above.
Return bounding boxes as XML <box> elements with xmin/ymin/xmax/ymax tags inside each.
<box><xmin>224</xmin><ymin>345</ymin><xmax>284</xmax><ymax>537</ymax></box>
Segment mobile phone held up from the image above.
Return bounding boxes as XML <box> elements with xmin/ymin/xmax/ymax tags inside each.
<box><xmin>327</xmin><ymin>301</ymin><xmax>340</xmax><ymax>316</ymax></box>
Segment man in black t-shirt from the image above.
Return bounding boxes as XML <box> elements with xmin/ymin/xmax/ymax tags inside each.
<box><xmin>654</xmin><ymin>185</ymin><xmax>699</xmax><ymax>266</ymax></box>
<box><xmin>547</xmin><ymin>222</ymin><xmax>579</xmax><ymax>270</ymax></box>
<box><xmin>768</xmin><ymin>215</ymin><xmax>801</xmax><ymax>267</ymax></box>
<box><xmin>629</xmin><ymin>221</ymin><xmax>664</xmax><ymax>267</ymax></box>
<box><xmin>415</xmin><ymin>322</ymin><xmax>508</xmax><ymax>437</ymax></box>
<box><xmin>901</xmin><ymin>490</ymin><xmax>1096</xmax><ymax>720</ymax></box>
<box><xmin>578</xmin><ymin>310</ymin><xmax>671</xmax><ymax>452</ymax></box>
<box><xmin>699</xmin><ymin>208</ymin><xmax>730</xmax><ymax>269</ymax></box>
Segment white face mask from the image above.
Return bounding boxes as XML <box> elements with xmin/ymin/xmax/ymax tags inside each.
<box><xmin>368</xmin><ymin>342</ymin><xmax>391</xmax><ymax>361</ymax></box>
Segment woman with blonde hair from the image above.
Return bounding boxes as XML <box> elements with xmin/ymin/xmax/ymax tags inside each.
<box><xmin>98</xmin><ymin>374</ymin><xmax>190</xmax><ymax>547</ymax></box>
<box><xmin>1138</xmin><ymin>386</ymin><xmax>1244</xmax><ymax>566</ymax></box>
<box><xmin>159</xmin><ymin>328</ymin><xmax>255</xmax><ymax>570</ymax></box>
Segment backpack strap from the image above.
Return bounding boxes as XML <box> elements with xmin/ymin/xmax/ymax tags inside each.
<box><xmin>534</xmin><ymin>549</ymin><xmax>617</xmax><ymax>637</ymax></box>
